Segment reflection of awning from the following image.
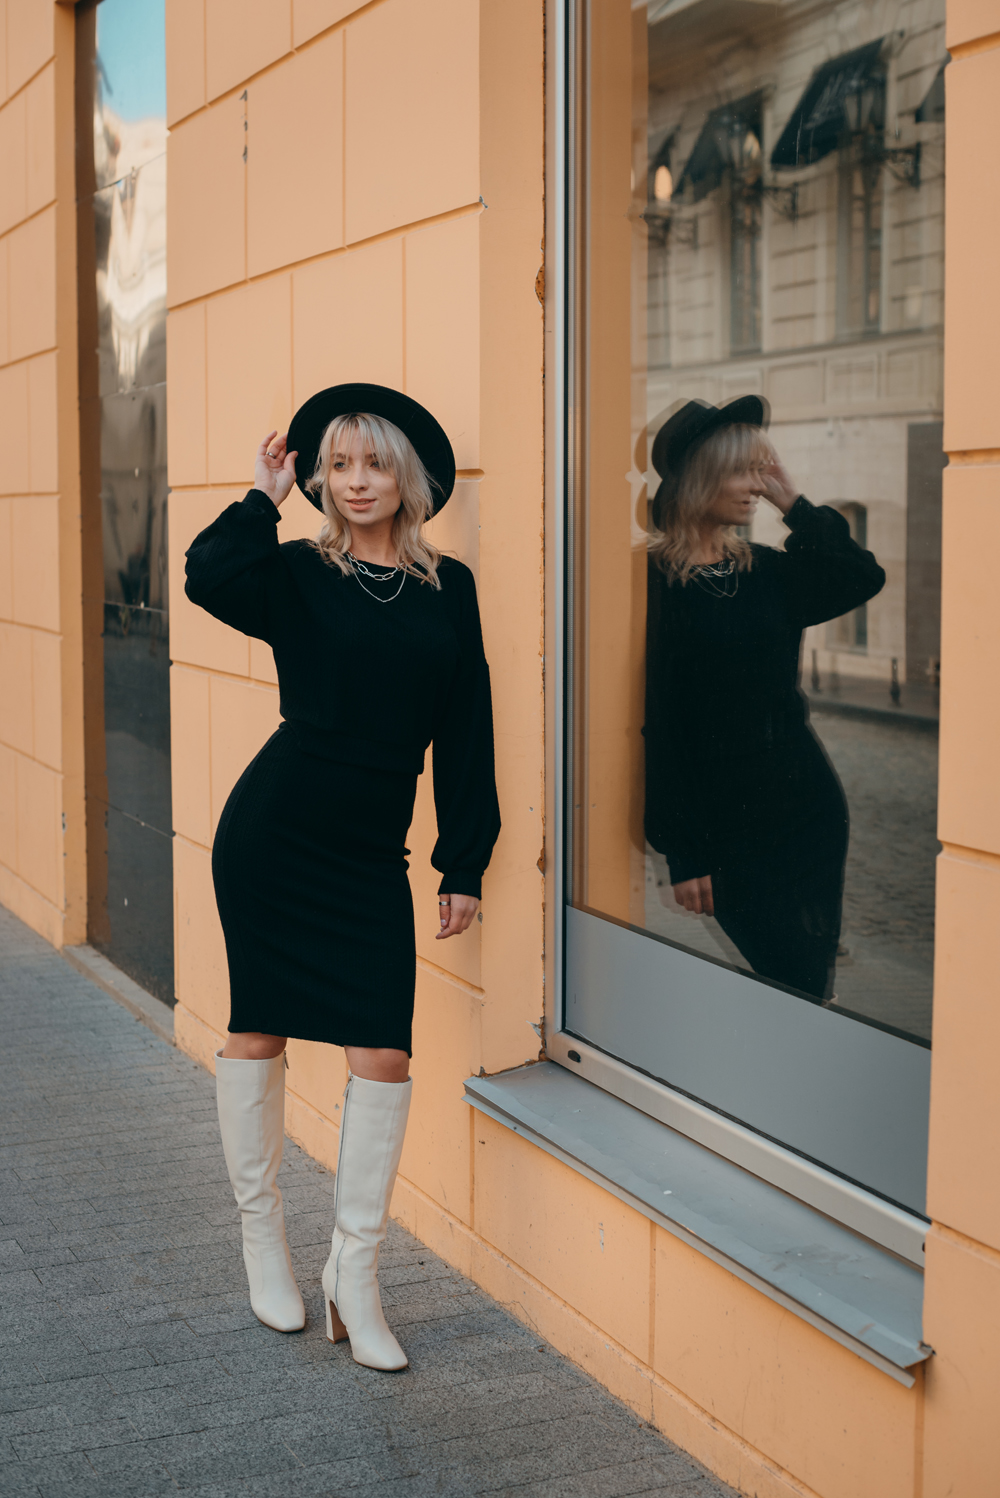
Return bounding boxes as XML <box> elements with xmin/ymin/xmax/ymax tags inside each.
<box><xmin>771</xmin><ymin>37</ymin><xmax>887</xmax><ymax>170</ymax></box>
<box><xmin>915</xmin><ymin>62</ymin><xmax>945</xmax><ymax>124</ymax></box>
<box><xmin>677</xmin><ymin>92</ymin><xmax>763</xmax><ymax>202</ymax></box>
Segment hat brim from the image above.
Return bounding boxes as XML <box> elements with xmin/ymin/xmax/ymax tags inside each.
<box><xmin>648</xmin><ymin>395</ymin><xmax>771</xmax><ymax>529</ymax></box>
<box><xmin>650</xmin><ymin>394</ymin><xmax>770</xmax><ymax>484</ymax></box>
<box><xmin>286</xmin><ymin>384</ymin><xmax>457</xmax><ymax>514</ymax></box>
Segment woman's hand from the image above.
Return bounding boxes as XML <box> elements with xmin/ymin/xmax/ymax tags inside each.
<box><xmin>672</xmin><ymin>875</ymin><xmax>714</xmax><ymax>917</ymax></box>
<box><xmin>756</xmin><ymin>455</ymin><xmax>800</xmax><ymax>515</ymax></box>
<box><xmin>254</xmin><ymin>431</ymin><xmax>298</xmax><ymax>509</ymax></box>
<box><xmin>436</xmin><ymin>894</ymin><xmax>479</xmax><ymax>939</ymax></box>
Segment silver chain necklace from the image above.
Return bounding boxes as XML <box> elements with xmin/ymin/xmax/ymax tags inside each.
<box><xmin>346</xmin><ymin>552</ymin><xmax>407</xmax><ymax>604</ymax></box>
<box><xmin>691</xmin><ymin>557</ymin><xmax>738</xmax><ymax>599</ymax></box>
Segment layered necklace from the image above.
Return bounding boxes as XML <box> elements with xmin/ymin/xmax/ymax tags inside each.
<box><xmin>346</xmin><ymin>552</ymin><xmax>407</xmax><ymax>603</ymax></box>
<box><xmin>690</xmin><ymin>557</ymin><xmax>738</xmax><ymax>599</ymax></box>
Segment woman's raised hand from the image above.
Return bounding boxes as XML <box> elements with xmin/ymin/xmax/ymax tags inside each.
<box><xmin>757</xmin><ymin>455</ymin><xmax>800</xmax><ymax>515</ymax></box>
<box><xmin>254</xmin><ymin>431</ymin><xmax>298</xmax><ymax>509</ymax></box>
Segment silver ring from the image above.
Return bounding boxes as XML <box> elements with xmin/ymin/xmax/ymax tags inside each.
<box><xmin>438</xmin><ymin>899</ymin><xmax>451</xmax><ymax>906</ymax></box>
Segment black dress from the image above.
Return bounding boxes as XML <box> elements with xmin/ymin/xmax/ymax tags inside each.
<box><xmin>644</xmin><ymin>497</ymin><xmax>885</xmax><ymax>1002</ymax></box>
<box><xmin>185</xmin><ymin>490</ymin><xmax>501</xmax><ymax>1052</ymax></box>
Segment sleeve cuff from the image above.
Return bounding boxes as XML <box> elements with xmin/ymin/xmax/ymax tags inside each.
<box><xmin>437</xmin><ymin>872</ymin><xmax>483</xmax><ymax>900</ymax></box>
<box><xmin>783</xmin><ymin>495</ymin><xmax>812</xmax><ymax>528</ymax></box>
<box><xmin>243</xmin><ymin>489</ymin><xmax>282</xmax><ymax>521</ymax></box>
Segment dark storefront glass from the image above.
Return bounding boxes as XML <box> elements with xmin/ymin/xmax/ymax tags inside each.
<box><xmin>80</xmin><ymin>0</ymin><xmax>172</xmax><ymax>1001</ymax></box>
<box><xmin>561</xmin><ymin>0</ymin><xmax>945</xmax><ymax>1215</ymax></box>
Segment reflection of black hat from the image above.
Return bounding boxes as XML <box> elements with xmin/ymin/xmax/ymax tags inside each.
<box><xmin>286</xmin><ymin>383</ymin><xmax>456</xmax><ymax>514</ymax></box>
<box><xmin>647</xmin><ymin>395</ymin><xmax>769</xmax><ymax>527</ymax></box>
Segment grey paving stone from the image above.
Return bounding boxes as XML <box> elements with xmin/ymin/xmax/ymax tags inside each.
<box><xmin>0</xmin><ymin>903</ymin><xmax>737</xmax><ymax>1498</ymax></box>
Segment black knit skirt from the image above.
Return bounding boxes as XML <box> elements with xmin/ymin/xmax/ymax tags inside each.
<box><xmin>212</xmin><ymin>724</ymin><xmax>418</xmax><ymax>1052</ymax></box>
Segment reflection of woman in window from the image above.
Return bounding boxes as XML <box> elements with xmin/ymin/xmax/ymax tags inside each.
<box><xmin>643</xmin><ymin>397</ymin><xmax>885</xmax><ymax>1001</ymax></box>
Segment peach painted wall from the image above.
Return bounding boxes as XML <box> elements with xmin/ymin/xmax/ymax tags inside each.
<box><xmin>0</xmin><ymin>2</ymin><xmax>84</xmax><ymax>948</ymax></box>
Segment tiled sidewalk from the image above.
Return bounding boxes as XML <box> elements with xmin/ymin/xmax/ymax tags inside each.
<box><xmin>0</xmin><ymin>904</ymin><xmax>737</xmax><ymax>1498</ymax></box>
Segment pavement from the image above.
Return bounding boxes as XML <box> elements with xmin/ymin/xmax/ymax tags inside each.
<box><xmin>0</xmin><ymin>903</ymin><xmax>736</xmax><ymax>1498</ymax></box>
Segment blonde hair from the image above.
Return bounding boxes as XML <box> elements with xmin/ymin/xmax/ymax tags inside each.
<box><xmin>306</xmin><ymin>412</ymin><xmax>443</xmax><ymax>589</ymax></box>
<box><xmin>648</xmin><ymin>422</ymin><xmax>774</xmax><ymax>585</ymax></box>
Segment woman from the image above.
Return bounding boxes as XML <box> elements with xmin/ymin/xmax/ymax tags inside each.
<box><xmin>644</xmin><ymin>396</ymin><xmax>884</xmax><ymax>1002</ymax></box>
<box><xmin>185</xmin><ymin>383</ymin><xmax>500</xmax><ymax>1371</ymax></box>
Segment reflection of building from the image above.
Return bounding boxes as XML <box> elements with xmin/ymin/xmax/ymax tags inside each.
<box><xmin>644</xmin><ymin>1</ymin><xmax>945</xmax><ymax>703</ymax></box>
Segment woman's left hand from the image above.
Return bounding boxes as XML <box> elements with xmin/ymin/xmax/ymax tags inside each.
<box><xmin>757</xmin><ymin>456</ymin><xmax>800</xmax><ymax>515</ymax></box>
<box><xmin>436</xmin><ymin>894</ymin><xmax>479</xmax><ymax>939</ymax></box>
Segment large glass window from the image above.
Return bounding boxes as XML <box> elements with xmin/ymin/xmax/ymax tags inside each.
<box><xmin>558</xmin><ymin>0</ymin><xmax>944</xmax><ymax>1220</ymax></box>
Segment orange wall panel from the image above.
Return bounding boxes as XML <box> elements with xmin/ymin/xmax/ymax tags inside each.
<box><xmin>401</xmin><ymin>965</ymin><xmax>483</xmax><ymax>1227</ymax></box>
<box><xmin>206</xmin><ymin>276</ymin><xmax>292</xmax><ymax>483</ymax></box>
<box><xmin>30</xmin><ymin>631</ymin><xmax>61</xmax><ymax>772</ymax></box>
<box><xmin>923</xmin><ymin>1229</ymin><xmax>1000</xmax><ymax>1498</ymax></box>
<box><xmin>167</xmin><ymin>97</ymin><xmax>246</xmax><ymax>306</ymax></box>
<box><xmin>173</xmin><ymin>834</ymin><xmax>230</xmax><ymax>1031</ymax></box>
<box><xmin>926</xmin><ymin>851</ymin><xmax>1000</xmax><ymax>1249</ymax></box>
<box><xmin>947</xmin><ymin>0</ymin><xmax>1000</xmax><ymax>48</ymax></box>
<box><xmin>405</xmin><ymin>213</ymin><xmax>481</xmax><ymax>472</ymax></box>
<box><xmin>5</xmin><ymin>0</ymin><xmax>53</xmax><ymax>98</ymax></box>
<box><xmin>943</xmin><ymin>48</ymin><xmax>1000</xmax><ymax>453</ymax></box>
<box><xmin>0</xmin><ymin>743</ymin><xmax>16</xmax><ymax>871</ymax></box>
<box><xmin>0</xmin><ymin>621</ymin><xmax>32</xmax><ymax>755</ymax></box>
<box><xmin>207</xmin><ymin>675</ymin><xmax>281</xmax><ymax>834</ymax></box>
<box><xmin>0</xmin><ymin>92</ymin><xmax>27</xmax><ymax>236</ymax></box>
<box><xmin>11</xmin><ymin>495</ymin><xmax>59</xmax><ymax>631</ymax></box>
<box><xmin>170</xmin><ymin>666</ymin><xmax>213</xmax><ymax>848</ymax></box>
<box><xmin>652</xmin><ymin>1227</ymin><xmax>915</xmax><ymax>1498</ymax></box>
<box><xmin>15</xmin><ymin>754</ymin><xmax>61</xmax><ymax>905</ymax></box>
<box><xmin>474</xmin><ymin>1121</ymin><xmax>653</xmax><ymax>1362</ymax></box>
<box><xmin>246</xmin><ymin>32</ymin><xmax>344</xmax><ymax>278</ymax></box>
<box><xmin>292</xmin><ymin>239</ymin><xmax>403</xmax><ymax>405</ymax></box>
<box><xmin>0</xmin><ymin>496</ymin><xmax>11</xmax><ymax>616</ymax></box>
<box><xmin>344</xmin><ymin>0</ymin><xmax>479</xmax><ymax>243</ymax></box>
<box><xmin>293</xmin><ymin>0</ymin><xmax>361</xmax><ymax>47</ymax></box>
<box><xmin>25</xmin><ymin>62</ymin><xmax>54</xmax><ymax>216</ymax></box>
<box><xmin>205</xmin><ymin>0</ymin><xmax>291</xmax><ymax>103</ymax></box>
<box><xmin>166</xmin><ymin>304</ymin><xmax>208</xmax><ymax>488</ymax></box>
<box><xmin>166</xmin><ymin>0</ymin><xmax>206</xmax><ymax>126</ymax></box>
<box><xmin>7</xmin><ymin>208</ymin><xmax>56</xmax><ymax>359</ymax></box>
<box><xmin>938</xmin><ymin>465</ymin><xmax>1000</xmax><ymax>855</ymax></box>
<box><xmin>168</xmin><ymin>489</ymin><xmax>252</xmax><ymax>676</ymax></box>
<box><xmin>26</xmin><ymin>352</ymin><xmax>57</xmax><ymax>494</ymax></box>
<box><xmin>0</xmin><ymin>238</ymin><xmax>8</xmax><ymax>363</ymax></box>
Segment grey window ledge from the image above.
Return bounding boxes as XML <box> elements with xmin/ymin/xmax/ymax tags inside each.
<box><xmin>464</xmin><ymin>1062</ymin><xmax>932</xmax><ymax>1387</ymax></box>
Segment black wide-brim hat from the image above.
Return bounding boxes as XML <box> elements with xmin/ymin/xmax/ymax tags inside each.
<box><xmin>646</xmin><ymin>395</ymin><xmax>770</xmax><ymax>527</ymax></box>
<box><xmin>286</xmin><ymin>383</ymin><xmax>456</xmax><ymax>514</ymax></box>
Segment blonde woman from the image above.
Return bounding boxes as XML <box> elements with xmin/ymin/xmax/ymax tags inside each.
<box><xmin>644</xmin><ymin>396</ymin><xmax>884</xmax><ymax>1002</ymax></box>
<box><xmin>185</xmin><ymin>384</ymin><xmax>500</xmax><ymax>1371</ymax></box>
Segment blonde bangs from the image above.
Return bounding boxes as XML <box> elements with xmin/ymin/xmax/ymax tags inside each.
<box><xmin>648</xmin><ymin>422</ymin><xmax>774</xmax><ymax>585</ymax></box>
<box><xmin>306</xmin><ymin>413</ymin><xmax>443</xmax><ymax>589</ymax></box>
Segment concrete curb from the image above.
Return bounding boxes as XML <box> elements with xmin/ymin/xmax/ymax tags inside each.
<box><xmin>62</xmin><ymin>943</ymin><xmax>176</xmax><ymax>1046</ymax></box>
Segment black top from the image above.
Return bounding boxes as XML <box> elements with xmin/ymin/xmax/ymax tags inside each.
<box><xmin>644</xmin><ymin>496</ymin><xmax>886</xmax><ymax>884</ymax></box>
<box><xmin>185</xmin><ymin>489</ymin><xmax>501</xmax><ymax>899</ymax></box>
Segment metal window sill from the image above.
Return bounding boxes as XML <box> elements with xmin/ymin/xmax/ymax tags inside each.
<box><xmin>464</xmin><ymin>1061</ymin><xmax>931</xmax><ymax>1387</ymax></box>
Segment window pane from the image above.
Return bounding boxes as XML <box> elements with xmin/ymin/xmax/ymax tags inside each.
<box><xmin>565</xmin><ymin>0</ymin><xmax>944</xmax><ymax>1204</ymax></box>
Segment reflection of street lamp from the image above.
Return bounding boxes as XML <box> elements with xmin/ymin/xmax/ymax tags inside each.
<box><xmin>843</xmin><ymin>72</ymin><xmax>921</xmax><ymax>188</ymax></box>
<box><xmin>718</xmin><ymin>120</ymin><xmax>799</xmax><ymax>222</ymax></box>
<box><xmin>641</xmin><ymin>157</ymin><xmax>699</xmax><ymax>247</ymax></box>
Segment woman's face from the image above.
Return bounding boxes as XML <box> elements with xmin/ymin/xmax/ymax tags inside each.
<box><xmin>328</xmin><ymin>431</ymin><xmax>402</xmax><ymax>533</ymax></box>
<box><xmin>702</xmin><ymin>462</ymin><xmax>768</xmax><ymax>528</ymax></box>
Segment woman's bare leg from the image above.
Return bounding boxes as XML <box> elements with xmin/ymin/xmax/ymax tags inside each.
<box><xmin>344</xmin><ymin>1047</ymin><xmax>409</xmax><ymax>1083</ymax></box>
<box><xmin>222</xmin><ymin>1032</ymin><xmax>287</xmax><ymax>1060</ymax></box>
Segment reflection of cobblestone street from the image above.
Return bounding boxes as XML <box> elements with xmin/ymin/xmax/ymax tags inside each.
<box><xmin>644</xmin><ymin>714</ymin><xmax>938</xmax><ymax>1044</ymax></box>
<box><xmin>812</xmin><ymin>714</ymin><xmax>937</xmax><ymax>1041</ymax></box>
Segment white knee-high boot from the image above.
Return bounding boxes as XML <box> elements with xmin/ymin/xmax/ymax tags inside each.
<box><xmin>215</xmin><ymin>1051</ymin><xmax>305</xmax><ymax>1333</ymax></box>
<box><xmin>322</xmin><ymin>1074</ymin><xmax>412</xmax><ymax>1370</ymax></box>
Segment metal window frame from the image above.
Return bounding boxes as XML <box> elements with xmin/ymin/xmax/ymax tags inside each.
<box><xmin>541</xmin><ymin>0</ymin><xmax>928</xmax><ymax>1268</ymax></box>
